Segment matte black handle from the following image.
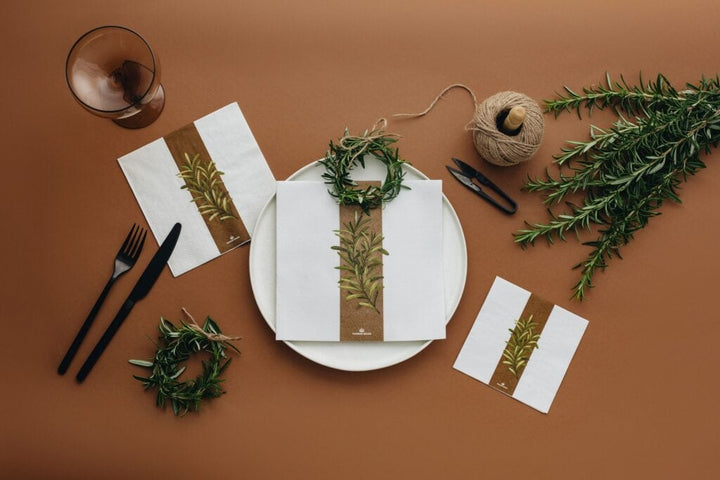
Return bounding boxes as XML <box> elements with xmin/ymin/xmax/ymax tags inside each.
<box><xmin>477</xmin><ymin>186</ymin><xmax>517</xmax><ymax>215</ymax></box>
<box><xmin>75</xmin><ymin>298</ymin><xmax>135</xmax><ymax>383</ymax></box>
<box><xmin>57</xmin><ymin>278</ymin><xmax>115</xmax><ymax>375</ymax></box>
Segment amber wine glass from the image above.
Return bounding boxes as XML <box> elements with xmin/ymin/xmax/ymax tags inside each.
<box><xmin>66</xmin><ymin>26</ymin><xmax>165</xmax><ymax>129</ymax></box>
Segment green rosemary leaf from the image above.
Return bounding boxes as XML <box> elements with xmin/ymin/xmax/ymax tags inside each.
<box><xmin>205</xmin><ymin>317</ymin><xmax>220</xmax><ymax>334</ymax></box>
<box><xmin>170</xmin><ymin>366</ymin><xmax>186</xmax><ymax>380</ymax></box>
<box><xmin>128</xmin><ymin>359</ymin><xmax>154</xmax><ymax>368</ymax></box>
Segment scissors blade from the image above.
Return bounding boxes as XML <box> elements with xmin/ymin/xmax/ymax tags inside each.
<box><xmin>446</xmin><ymin>166</ymin><xmax>481</xmax><ymax>194</ymax></box>
<box><xmin>453</xmin><ymin>157</ymin><xmax>492</xmax><ymax>186</ymax></box>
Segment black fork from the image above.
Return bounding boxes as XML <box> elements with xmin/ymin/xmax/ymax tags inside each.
<box><xmin>58</xmin><ymin>224</ymin><xmax>147</xmax><ymax>375</ymax></box>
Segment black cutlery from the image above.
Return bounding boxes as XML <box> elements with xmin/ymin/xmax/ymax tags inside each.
<box><xmin>76</xmin><ymin>222</ymin><xmax>181</xmax><ymax>383</ymax></box>
<box><xmin>58</xmin><ymin>225</ymin><xmax>146</xmax><ymax>375</ymax></box>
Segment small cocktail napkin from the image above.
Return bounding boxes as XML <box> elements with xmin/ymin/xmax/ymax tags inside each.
<box><xmin>275</xmin><ymin>179</ymin><xmax>445</xmax><ymax>342</ymax></box>
<box><xmin>454</xmin><ymin>276</ymin><xmax>588</xmax><ymax>413</ymax></box>
<box><xmin>118</xmin><ymin>102</ymin><xmax>275</xmax><ymax>276</ymax></box>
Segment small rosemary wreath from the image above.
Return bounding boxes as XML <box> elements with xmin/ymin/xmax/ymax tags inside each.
<box><xmin>129</xmin><ymin>309</ymin><xmax>240</xmax><ymax>416</ymax></box>
<box><xmin>318</xmin><ymin>118</ymin><xmax>408</xmax><ymax>212</ymax></box>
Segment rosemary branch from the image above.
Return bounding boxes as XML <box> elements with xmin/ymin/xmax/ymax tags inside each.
<box><xmin>516</xmin><ymin>73</ymin><xmax>720</xmax><ymax>300</ymax></box>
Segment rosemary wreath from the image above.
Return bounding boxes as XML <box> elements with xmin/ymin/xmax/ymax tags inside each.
<box><xmin>318</xmin><ymin>119</ymin><xmax>408</xmax><ymax>212</ymax></box>
<box><xmin>129</xmin><ymin>309</ymin><xmax>240</xmax><ymax>416</ymax></box>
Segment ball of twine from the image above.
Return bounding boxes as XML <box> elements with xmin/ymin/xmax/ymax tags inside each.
<box><xmin>470</xmin><ymin>91</ymin><xmax>544</xmax><ymax>166</ymax></box>
<box><xmin>394</xmin><ymin>84</ymin><xmax>544</xmax><ymax>167</ymax></box>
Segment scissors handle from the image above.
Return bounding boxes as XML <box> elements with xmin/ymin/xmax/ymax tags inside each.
<box><xmin>473</xmin><ymin>172</ymin><xmax>517</xmax><ymax>214</ymax></box>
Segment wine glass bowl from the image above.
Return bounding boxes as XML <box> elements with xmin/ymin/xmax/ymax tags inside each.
<box><xmin>66</xmin><ymin>26</ymin><xmax>165</xmax><ymax>129</ymax></box>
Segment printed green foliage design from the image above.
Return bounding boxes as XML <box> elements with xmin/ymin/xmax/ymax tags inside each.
<box><xmin>178</xmin><ymin>152</ymin><xmax>238</xmax><ymax>222</ymax></box>
<box><xmin>332</xmin><ymin>211</ymin><xmax>389</xmax><ymax>312</ymax></box>
<box><xmin>502</xmin><ymin>315</ymin><xmax>541</xmax><ymax>378</ymax></box>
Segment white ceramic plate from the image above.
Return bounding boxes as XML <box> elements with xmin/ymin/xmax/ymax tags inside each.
<box><xmin>249</xmin><ymin>161</ymin><xmax>467</xmax><ymax>371</ymax></box>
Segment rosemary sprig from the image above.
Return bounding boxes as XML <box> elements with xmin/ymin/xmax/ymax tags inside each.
<box><xmin>318</xmin><ymin>121</ymin><xmax>408</xmax><ymax>213</ymax></box>
<box><xmin>332</xmin><ymin>210</ymin><xmax>389</xmax><ymax>312</ymax></box>
<box><xmin>515</xmin><ymin>73</ymin><xmax>720</xmax><ymax>300</ymax></box>
<box><xmin>129</xmin><ymin>314</ymin><xmax>240</xmax><ymax>416</ymax></box>
<box><xmin>501</xmin><ymin>315</ymin><xmax>541</xmax><ymax>378</ymax></box>
<box><xmin>177</xmin><ymin>152</ymin><xmax>238</xmax><ymax>222</ymax></box>
<box><xmin>544</xmin><ymin>72</ymin><xmax>685</xmax><ymax>119</ymax></box>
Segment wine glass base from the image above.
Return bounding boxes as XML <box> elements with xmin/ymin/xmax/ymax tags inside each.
<box><xmin>113</xmin><ymin>84</ymin><xmax>165</xmax><ymax>129</ymax></box>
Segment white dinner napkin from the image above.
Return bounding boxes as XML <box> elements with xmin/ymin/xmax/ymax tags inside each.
<box><xmin>454</xmin><ymin>276</ymin><xmax>588</xmax><ymax>413</ymax></box>
<box><xmin>118</xmin><ymin>102</ymin><xmax>276</xmax><ymax>276</ymax></box>
<box><xmin>275</xmin><ymin>180</ymin><xmax>445</xmax><ymax>342</ymax></box>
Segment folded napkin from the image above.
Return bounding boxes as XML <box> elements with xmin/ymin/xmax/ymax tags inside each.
<box><xmin>118</xmin><ymin>102</ymin><xmax>276</xmax><ymax>276</ymax></box>
<box><xmin>275</xmin><ymin>179</ymin><xmax>445</xmax><ymax>342</ymax></box>
<box><xmin>454</xmin><ymin>276</ymin><xmax>588</xmax><ymax>413</ymax></box>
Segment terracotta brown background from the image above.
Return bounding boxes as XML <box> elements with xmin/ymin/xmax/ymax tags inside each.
<box><xmin>2</xmin><ymin>1</ymin><xmax>719</xmax><ymax>478</ymax></box>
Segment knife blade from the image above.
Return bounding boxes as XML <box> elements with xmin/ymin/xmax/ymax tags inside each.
<box><xmin>76</xmin><ymin>222</ymin><xmax>182</xmax><ymax>382</ymax></box>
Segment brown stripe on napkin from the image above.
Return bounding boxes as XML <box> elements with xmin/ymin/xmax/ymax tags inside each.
<box><xmin>489</xmin><ymin>294</ymin><xmax>554</xmax><ymax>395</ymax></box>
<box><xmin>338</xmin><ymin>182</ymin><xmax>384</xmax><ymax>341</ymax></box>
<box><xmin>165</xmin><ymin>123</ymin><xmax>250</xmax><ymax>252</ymax></box>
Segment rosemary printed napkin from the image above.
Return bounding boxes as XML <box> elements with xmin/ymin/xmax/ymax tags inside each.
<box><xmin>454</xmin><ymin>277</ymin><xmax>588</xmax><ymax>413</ymax></box>
<box><xmin>275</xmin><ymin>179</ymin><xmax>445</xmax><ymax>342</ymax></box>
<box><xmin>118</xmin><ymin>102</ymin><xmax>275</xmax><ymax>276</ymax></box>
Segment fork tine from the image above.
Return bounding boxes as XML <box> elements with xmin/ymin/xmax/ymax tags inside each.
<box><xmin>125</xmin><ymin>226</ymin><xmax>143</xmax><ymax>257</ymax></box>
<box><xmin>124</xmin><ymin>225</ymin><xmax>139</xmax><ymax>254</ymax></box>
<box><xmin>130</xmin><ymin>229</ymin><xmax>147</xmax><ymax>259</ymax></box>
<box><xmin>119</xmin><ymin>224</ymin><xmax>137</xmax><ymax>255</ymax></box>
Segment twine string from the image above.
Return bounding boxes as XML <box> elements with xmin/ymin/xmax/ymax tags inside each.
<box><xmin>393</xmin><ymin>83</ymin><xmax>480</xmax><ymax>124</ymax></box>
<box><xmin>392</xmin><ymin>83</ymin><xmax>544</xmax><ymax>166</ymax></box>
<box><xmin>337</xmin><ymin>117</ymin><xmax>401</xmax><ymax>165</ymax></box>
<box><xmin>181</xmin><ymin>308</ymin><xmax>241</xmax><ymax>344</ymax></box>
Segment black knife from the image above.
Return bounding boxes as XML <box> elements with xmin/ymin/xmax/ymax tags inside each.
<box><xmin>76</xmin><ymin>222</ymin><xmax>182</xmax><ymax>383</ymax></box>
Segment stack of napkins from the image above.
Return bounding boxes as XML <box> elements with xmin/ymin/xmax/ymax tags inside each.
<box><xmin>275</xmin><ymin>178</ymin><xmax>445</xmax><ymax>342</ymax></box>
<box><xmin>119</xmin><ymin>103</ymin><xmax>276</xmax><ymax>276</ymax></box>
<box><xmin>454</xmin><ymin>277</ymin><xmax>588</xmax><ymax>413</ymax></box>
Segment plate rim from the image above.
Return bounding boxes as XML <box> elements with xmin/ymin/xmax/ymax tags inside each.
<box><xmin>248</xmin><ymin>161</ymin><xmax>468</xmax><ymax>371</ymax></box>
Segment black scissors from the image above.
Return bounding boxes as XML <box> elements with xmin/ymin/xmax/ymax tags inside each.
<box><xmin>446</xmin><ymin>158</ymin><xmax>517</xmax><ymax>215</ymax></box>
